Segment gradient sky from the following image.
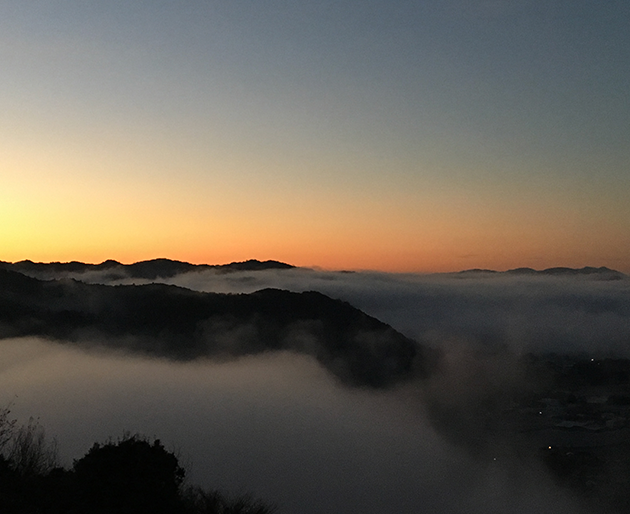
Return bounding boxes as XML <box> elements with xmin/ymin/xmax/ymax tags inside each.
<box><xmin>2</xmin><ymin>1</ymin><xmax>629</xmax><ymax>272</ymax></box>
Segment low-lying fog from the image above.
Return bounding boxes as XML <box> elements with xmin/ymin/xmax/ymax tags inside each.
<box><xmin>63</xmin><ymin>266</ymin><xmax>630</xmax><ymax>356</ymax></box>
<box><xmin>3</xmin><ymin>267</ymin><xmax>629</xmax><ymax>513</ymax></box>
<box><xmin>1</xmin><ymin>337</ymin><xmax>582</xmax><ymax>514</ymax></box>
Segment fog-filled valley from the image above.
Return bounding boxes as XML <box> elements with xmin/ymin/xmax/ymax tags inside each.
<box><xmin>1</xmin><ymin>260</ymin><xmax>630</xmax><ymax>513</ymax></box>
<box><xmin>9</xmin><ymin>260</ymin><xmax>628</xmax><ymax>357</ymax></box>
<box><xmin>1</xmin><ymin>337</ymin><xmax>584</xmax><ymax>514</ymax></box>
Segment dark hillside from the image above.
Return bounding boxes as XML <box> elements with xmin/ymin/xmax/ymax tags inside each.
<box><xmin>0</xmin><ymin>270</ymin><xmax>432</xmax><ymax>388</ymax></box>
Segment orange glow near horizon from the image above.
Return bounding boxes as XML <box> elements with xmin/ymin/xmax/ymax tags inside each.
<box><xmin>2</xmin><ymin>126</ymin><xmax>629</xmax><ymax>274</ymax></box>
<box><xmin>3</xmin><ymin>227</ymin><xmax>629</xmax><ymax>274</ymax></box>
<box><xmin>2</xmin><ymin>160</ymin><xmax>629</xmax><ymax>274</ymax></box>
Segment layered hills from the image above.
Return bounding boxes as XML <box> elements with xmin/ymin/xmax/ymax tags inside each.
<box><xmin>0</xmin><ymin>268</ymin><xmax>433</xmax><ymax>388</ymax></box>
<box><xmin>2</xmin><ymin>258</ymin><xmax>625</xmax><ymax>281</ymax></box>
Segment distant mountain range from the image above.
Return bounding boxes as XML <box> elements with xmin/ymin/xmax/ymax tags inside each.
<box><xmin>0</xmin><ymin>268</ymin><xmax>434</xmax><ymax>388</ymax></box>
<box><xmin>457</xmin><ymin>266</ymin><xmax>626</xmax><ymax>280</ymax></box>
<box><xmin>0</xmin><ymin>258</ymin><xmax>294</xmax><ymax>280</ymax></box>
<box><xmin>0</xmin><ymin>258</ymin><xmax>624</xmax><ymax>280</ymax></box>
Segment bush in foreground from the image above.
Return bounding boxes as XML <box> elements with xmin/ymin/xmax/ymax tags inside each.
<box><xmin>0</xmin><ymin>411</ymin><xmax>276</xmax><ymax>514</ymax></box>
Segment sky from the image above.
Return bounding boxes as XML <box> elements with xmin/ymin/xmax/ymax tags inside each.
<box><xmin>2</xmin><ymin>1</ymin><xmax>629</xmax><ymax>272</ymax></box>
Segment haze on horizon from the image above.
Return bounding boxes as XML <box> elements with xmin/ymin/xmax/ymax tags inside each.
<box><xmin>2</xmin><ymin>1</ymin><xmax>629</xmax><ymax>272</ymax></box>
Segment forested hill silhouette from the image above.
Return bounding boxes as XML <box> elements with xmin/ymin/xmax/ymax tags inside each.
<box><xmin>0</xmin><ymin>269</ymin><xmax>433</xmax><ymax>388</ymax></box>
<box><xmin>0</xmin><ymin>258</ymin><xmax>294</xmax><ymax>280</ymax></box>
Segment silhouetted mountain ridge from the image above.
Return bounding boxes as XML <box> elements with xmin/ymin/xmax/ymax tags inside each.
<box><xmin>0</xmin><ymin>258</ymin><xmax>294</xmax><ymax>280</ymax></box>
<box><xmin>1</xmin><ymin>259</ymin><xmax>623</xmax><ymax>280</ymax></box>
<box><xmin>0</xmin><ymin>269</ymin><xmax>433</xmax><ymax>388</ymax></box>
<box><xmin>458</xmin><ymin>266</ymin><xmax>625</xmax><ymax>279</ymax></box>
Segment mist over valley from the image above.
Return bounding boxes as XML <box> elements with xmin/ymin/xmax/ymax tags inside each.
<box><xmin>1</xmin><ymin>259</ymin><xmax>630</xmax><ymax>513</ymax></box>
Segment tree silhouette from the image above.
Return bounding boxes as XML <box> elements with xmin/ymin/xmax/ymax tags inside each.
<box><xmin>6</xmin><ymin>417</ymin><xmax>58</xmax><ymax>478</ymax></box>
<box><xmin>73</xmin><ymin>434</ymin><xmax>185</xmax><ymax>514</ymax></box>
<box><xmin>0</xmin><ymin>419</ymin><xmax>277</xmax><ymax>514</ymax></box>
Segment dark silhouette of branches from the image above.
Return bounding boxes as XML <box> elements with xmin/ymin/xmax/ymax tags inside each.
<box><xmin>183</xmin><ymin>487</ymin><xmax>278</xmax><ymax>514</ymax></box>
<box><xmin>0</xmin><ymin>425</ymin><xmax>277</xmax><ymax>514</ymax></box>
<box><xmin>6</xmin><ymin>417</ymin><xmax>58</xmax><ymax>478</ymax></box>
<box><xmin>0</xmin><ymin>403</ymin><xmax>17</xmax><ymax>454</ymax></box>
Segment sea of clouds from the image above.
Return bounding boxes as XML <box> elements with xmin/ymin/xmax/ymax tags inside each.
<box><xmin>49</xmin><ymin>266</ymin><xmax>630</xmax><ymax>357</ymax></box>
<box><xmin>2</xmin><ymin>266</ymin><xmax>628</xmax><ymax>513</ymax></box>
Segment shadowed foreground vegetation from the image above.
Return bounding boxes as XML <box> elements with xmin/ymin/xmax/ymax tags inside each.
<box><xmin>0</xmin><ymin>407</ymin><xmax>276</xmax><ymax>514</ymax></box>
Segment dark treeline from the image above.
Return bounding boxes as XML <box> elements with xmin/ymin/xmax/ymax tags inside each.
<box><xmin>0</xmin><ymin>408</ymin><xmax>275</xmax><ymax>514</ymax></box>
<box><xmin>0</xmin><ymin>269</ymin><xmax>436</xmax><ymax>387</ymax></box>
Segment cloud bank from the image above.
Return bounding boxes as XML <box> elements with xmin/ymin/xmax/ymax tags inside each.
<box><xmin>64</xmin><ymin>265</ymin><xmax>630</xmax><ymax>357</ymax></box>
